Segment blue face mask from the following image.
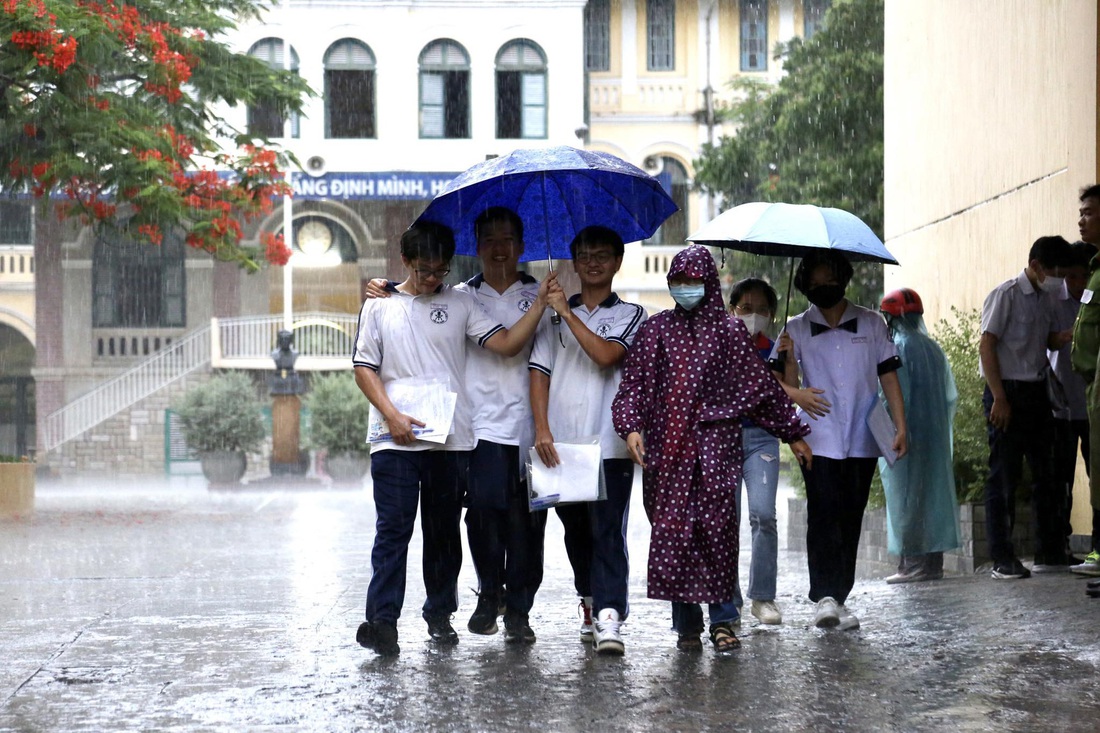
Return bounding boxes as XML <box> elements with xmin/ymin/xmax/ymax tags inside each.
<box><xmin>669</xmin><ymin>284</ymin><xmax>706</xmax><ymax>311</ymax></box>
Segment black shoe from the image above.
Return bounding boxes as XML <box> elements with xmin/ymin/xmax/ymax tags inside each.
<box><xmin>1087</xmin><ymin>578</ymin><xmax>1100</xmax><ymax>590</ymax></box>
<box><xmin>991</xmin><ymin>559</ymin><xmax>1030</xmax><ymax>580</ymax></box>
<box><xmin>503</xmin><ymin>612</ymin><xmax>536</xmax><ymax>645</ymax></box>
<box><xmin>356</xmin><ymin>620</ymin><xmax>399</xmax><ymax>656</ymax></box>
<box><xmin>468</xmin><ymin>591</ymin><xmax>503</xmax><ymax>635</ymax></box>
<box><xmin>426</xmin><ymin>615</ymin><xmax>459</xmax><ymax>645</ymax></box>
<box><xmin>1088</xmin><ymin>587</ymin><xmax>1100</xmax><ymax>598</ymax></box>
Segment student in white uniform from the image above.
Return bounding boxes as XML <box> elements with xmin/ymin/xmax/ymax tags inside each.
<box><xmin>352</xmin><ymin>221</ymin><xmax>555</xmax><ymax>656</ymax></box>
<box><xmin>362</xmin><ymin>207</ymin><xmax>553</xmax><ymax>645</ymax></box>
<box><xmin>530</xmin><ymin>225</ymin><xmax>647</xmax><ymax>655</ymax></box>
<box><xmin>775</xmin><ymin>250</ymin><xmax>907</xmax><ymax>631</ymax></box>
<box><xmin>459</xmin><ymin>208</ymin><xmax>551</xmax><ymax>644</ymax></box>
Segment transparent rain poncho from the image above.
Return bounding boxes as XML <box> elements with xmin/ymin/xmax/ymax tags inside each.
<box><xmin>879</xmin><ymin>312</ymin><xmax>962</xmax><ymax>555</ymax></box>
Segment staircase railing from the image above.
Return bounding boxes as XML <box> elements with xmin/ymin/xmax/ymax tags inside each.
<box><xmin>41</xmin><ymin>324</ymin><xmax>211</xmax><ymax>452</ymax></box>
<box><xmin>41</xmin><ymin>312</ymin><xmax>359</xmax><ymax>451</ymax></box>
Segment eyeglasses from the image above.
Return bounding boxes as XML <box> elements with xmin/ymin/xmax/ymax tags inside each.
<box><xmin>414</xmin><ymin>267</ymin><xmax>451</xmax><ymax>280</ymax></box>
<box><xmin>575</xmin><ymin>251</ymin><xmax>616</xmax><ymax>264</ymax></box>
<box><xmin>733</xmin><ymin>303</ymin><xmax>773</xmax><ymax>317</ymax></box>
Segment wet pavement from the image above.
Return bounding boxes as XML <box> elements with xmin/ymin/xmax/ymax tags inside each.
<box><xmin>2</xmin><ymin>473</ymin><xmax>1099</xmax><ymax>732</ymax></box>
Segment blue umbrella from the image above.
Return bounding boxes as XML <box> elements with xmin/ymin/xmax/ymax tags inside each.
<box><xmin>686</xmin><ymin>201</ymin><xmax>898</xmax><ymax>265</ymax></box>
<box><xmin>415</xmin><ymin>146</ymin><xmax>679</xmax><ymax>263</ymax></box>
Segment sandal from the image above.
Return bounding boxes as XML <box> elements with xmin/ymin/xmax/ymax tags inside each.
<box><xmin>709</xmin><ymin>622</ymin><xmax>740</xmax><ymax>652</ymax></box>
<box><xmin>676</xmin><ymin>633</ymin><xmax>703</xmax><ymax>652</ymax></box>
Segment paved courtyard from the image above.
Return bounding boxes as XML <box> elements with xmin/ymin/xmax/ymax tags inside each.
<box><xmin>1</xmin><ymin>473</ymin><xmax>1098</xmax><ymax>732</ymax></box>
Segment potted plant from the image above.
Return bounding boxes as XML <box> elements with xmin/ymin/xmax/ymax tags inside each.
<box><xmin>305</xmin><ymin>372</ymin><xmax>371</xmax><ymax>483</ymax></box>
<box><xmin>0</xmin><ymin>454</ymin><xmax>34</xmax><ymax>517</ymax></box>
<box><xmin>174</xmin><ymin>371</ymin><xmax>266</xmax><ymax>485</ymax></box>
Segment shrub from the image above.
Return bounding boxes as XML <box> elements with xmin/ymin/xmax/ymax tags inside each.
<box><xmin>933</xmin><ymin>307</ymin><xmax>986</xmax><ymax>503</ymax></box>
<box><xmin>304</xmin><ymin>372</ymin><xmax>370</xmax><ymax>455</ymax></box>
<box><xmin>173</xmin><ymin>371</ymin><xmax>266</xmax><ymax>454</ymax></box>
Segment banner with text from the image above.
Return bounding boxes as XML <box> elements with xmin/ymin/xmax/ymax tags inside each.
<box><xmin>292</xmin><ymin>172</ymin><xmax>458</xmax><ymax>201</ymax></box>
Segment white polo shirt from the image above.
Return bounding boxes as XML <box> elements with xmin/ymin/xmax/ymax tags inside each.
<box><xmin>458</xmin><ymin>272</ymin><xmax>549</xmax><ymax>447</ymax></box>
<box><xmin>529</xmin><ymin>293</ymin><xmax>647</xmax><ymax>460</ymax></box>
<box><xmin>980</xmin><ymin>270</ymin><xmax>1056</xmax><ymax>382</ymax></box>
<box><xmin>772</xmin><ymin>302</ymin><xmax>900</xmax><ymax>460</ymax></box>
<box><xmin>352</xmin><ymin>283</ymin><xmax>503</xmax><ymax>453</ymax></box>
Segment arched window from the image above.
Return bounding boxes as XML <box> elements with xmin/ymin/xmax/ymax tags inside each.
<box><xmin>248</xmin><ymin>38</ymin><xmax>300</xmax><ymax>138</ymax></box>
<box><xmin>419</xmin><ymin>40</ymin><xmax>470</xmax><ymax>139</ymax></box>
<box><xmin>93</xmin><ymin>230</ymin><xmax>185</xmax><ymax>327</ymax></box>
<box><xmin>496</xmin><ymin>40</ymin><xmax>547</xmax><ymax>139</ymax></box>
<box><xmin>648</xmin><ymin>157</ymin><xmax>689</xmax><ymax>246</ymax></box>
<box><xmin>325</xmin><ymin>39</ymin><xmax>376</xmax><ymax>139</ymax></box>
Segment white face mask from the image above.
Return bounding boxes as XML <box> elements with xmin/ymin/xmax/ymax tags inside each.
<box><xmin>737</xmin><ymin>313</ymin><xmax>769</xmax><ymax>336</ymax></box>
<box><xmin>1039</xmin><ymin>276</ymin><xmax>1065</xmax><ymax>293</ymax></box>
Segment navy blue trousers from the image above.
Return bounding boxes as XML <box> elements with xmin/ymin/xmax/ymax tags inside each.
<box><xmin>465</xmin><ymin>440</ymin><xmax>548</xmax><ymax>615</ymax></box>
<box><xmin>555</xmin><ymin>458</ymin><xmax>634</xmax><ymax>618</ymax></box>
<box><xmin>364</xmin><ymin>450</ymin><xmax>465</xmax><ymax>624</ymax></box>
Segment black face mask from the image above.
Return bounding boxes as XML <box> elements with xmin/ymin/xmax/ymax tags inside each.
<box><xmin>806</xmin><ymin>284</ymin><xmax>846</xmax><ymax>309</ymax></box>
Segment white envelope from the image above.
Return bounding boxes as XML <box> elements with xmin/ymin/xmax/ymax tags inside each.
<box><xmin>527</xmin><ymin>441</ymin><xmax>604</xmax><ymax>510</ymax></box>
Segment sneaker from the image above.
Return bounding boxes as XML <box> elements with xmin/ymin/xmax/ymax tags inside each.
<box><xmin>1032</xmin><ymin>562</ymin><xmax>1071</xmax><ymax>574</ymax></box>
<box><xmin>425</xmin><ymin>615</ymin><xmax>459</xmax><ymax>645</ymax></box>
<box><xmin>578</xmin><ymin>597</ymin><xmax>594</xmax><ymax>642</ymax></box>
<box><xmin>813</xmin><ymin>597</ymin><xmax>840</xmax><ymax>628</ymax></box>
<box><xmin>468</xmin><ymin>591</ymin><xmax>503</xmax><ymax>635</ymax></box>
<box><xmin>356</xmin><ymin>620</ymin><xmax>399</xmax><ymax>656</ymax></box>
<box><xmin>503</xmin><ymin>612</ymin><xmax>536</xmax><ymax>645</ymax></box>
<box><xmin>836</xmin><ymin>604</ymin><xmax>861</xmax><ymax>631</ymax></box>
<box><xmin>991</xmin><ymin>559</ymin><xmax>1031</xmax><ymax>580</ymax></box>
<box><xmin>886</xmin><ymin>568</ymin><xmax>944</xmax><ymax>584</ymax></box>
<box><xmin>750</xmin><ymin>599</ymin><xmax>783</xmax><ymax>625</ymax></box>
<box><xmin>592</xmin><ymin>608</ymin><xmax>625</xmax><ymax>655</ymax></box>
<box><xmin>1071</xmin><ymin>551</ymin><xmax>1100</xmax><ymax>576</ymax></box>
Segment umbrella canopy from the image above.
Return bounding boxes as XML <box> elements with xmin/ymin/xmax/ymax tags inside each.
<box><xmin>687</xmin><ymin>201</ymin><xmax>898</xmax><ymax>265</ymax></box>
<box><xmin>414</xmin><ymin>146</ymin><xmax>679</xmax><ymax>262</ymax></box>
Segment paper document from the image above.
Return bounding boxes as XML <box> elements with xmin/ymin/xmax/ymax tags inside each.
<box><xmin>368</xmin><ymin>376</ymin><xmax>456</xmax><ymax>445</ymax></box>
<box><xmin>527</xmin><ymin>442</ymin><xmax>603</xmax><ymax>510</ymax></box>
<box><xmin>866</xmin><ymin>397</ymin><xmax>899</xmax><ymax>467</ymax></box>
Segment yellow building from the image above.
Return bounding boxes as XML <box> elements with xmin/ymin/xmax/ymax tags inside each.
<box><xmin>583</xmin><ymin>0</ymin><xmax>830</xmax><ymax>310</ymax></box>
<box><xmin>883</xmin><ymin>0</ymin><xmax>1099</xmax><ymax>536</ymax></box>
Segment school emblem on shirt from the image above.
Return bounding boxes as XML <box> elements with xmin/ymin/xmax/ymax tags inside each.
<box><xmin>430</xmin><ymin>305</ymin><xmax>449</xmax><ymax>324</ymax></box>
<box><xmin>518</xmin><ymin>298</ymin><xmax>532</xmax><ymax>313</ymax></box>
<box><xmin>596</xmin><ymin>323</ymin><xmax>611</xmax><ymax>337</ymax></box>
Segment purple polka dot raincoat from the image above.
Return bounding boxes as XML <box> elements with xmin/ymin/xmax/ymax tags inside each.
<box><xmin>611</xmin><ymin>245</ymin><xmax>810</xmax><ymax>603</ymax></box>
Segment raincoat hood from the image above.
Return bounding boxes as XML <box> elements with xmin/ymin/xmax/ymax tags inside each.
<box><xmin>667</xmin><ymin>245</ymin><xmax>725</xmax><ymax>318</ymax></box>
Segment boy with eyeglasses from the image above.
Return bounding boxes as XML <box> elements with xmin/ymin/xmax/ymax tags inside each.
<box><xmin>352</xmin><ymin>221</ymin><xmax>556</xmax><ymax>656</ymax></box>
<box><xmin>529</xmin><ymin>225</ymin><xmax>647</xmax><ymax>655</ymax></box>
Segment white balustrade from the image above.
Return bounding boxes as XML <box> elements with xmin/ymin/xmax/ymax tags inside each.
<box><xmin>42</xmin><ymin>312</ymin><xmax>359</xmax><ymax>451</ymax></box>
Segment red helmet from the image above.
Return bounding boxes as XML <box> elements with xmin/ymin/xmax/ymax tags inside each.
<box><xmin>880</xmin><ymin>288</ymin><xmax>924</xmax><ymax>316</ymax></box>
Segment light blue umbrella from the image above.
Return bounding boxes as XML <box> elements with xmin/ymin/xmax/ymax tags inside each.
<box><xmin>688</xmin><ymin>201</ymin><xmax>898</xmax><ymax>321</ymax></box>
<box><xmin>687</xmin><ymin>201</ymin><xmax>898</xmax><ymax>265</ymax></box>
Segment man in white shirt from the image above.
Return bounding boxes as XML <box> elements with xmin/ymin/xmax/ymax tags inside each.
<box><xmin>530</xmin><ymin>225</ymin><xmax>647</xmax><ymax>655</ymax></box>
<box><xmin>980</xmin><ymin>235</ymin><xmax>1072</xmax><ymax>578</ymax></box>
<box><xmin>352</xmin><ymin>221</ymin><xmax>554</xmax><ymax>656</ymax></box>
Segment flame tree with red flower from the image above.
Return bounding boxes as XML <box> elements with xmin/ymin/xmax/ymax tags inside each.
<box><xmin>0</xmin><ymin>0</ymin><xmax>311</xmax><ymax>271</ymax></box>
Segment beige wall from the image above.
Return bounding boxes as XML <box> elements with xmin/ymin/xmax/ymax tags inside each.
<box><xmin>884</xmin><ymin>0</ymin><xmax>1099</xmax><ymax>535</ymax></box>
<box><xmin>884</xmin><ymin>0</ymin><xmax>1098</xmax><ymax>326</ymax></box>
